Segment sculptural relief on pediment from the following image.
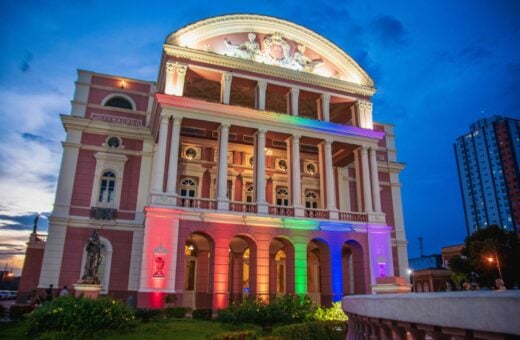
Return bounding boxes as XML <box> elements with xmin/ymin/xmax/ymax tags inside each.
<box><xmin>200</xmin><ymin>31</ymin><xmax>338</xmax><ymax>78</ymax></box>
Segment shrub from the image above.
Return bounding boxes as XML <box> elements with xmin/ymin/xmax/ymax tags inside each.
<box><xmin>9</xmin><ymin>304</ymin><xmax>35</xmax><ymax>320</ymax></box>
<box><xmin>135</xmin><ymin>308</ymin><xmax>163</xmax><ymax>323</ymax></box>
<box><xmin>313</xmin><ymin>302</ymin><xmax>347</xmax><ymax>321</ymax></box>
<box><xmin>164</xmin><ymin>306</ymin><xmax>188</xmax><ymax>318</ymax></box>
<box><xmin>26</xmin><ymin>296</ymin><xmax>134</xmax><ymax>337</ymax></box>
<box><xmin>272</xmin><ymin>320</ymin><xmax>347</xmax><ymax>340</ymax></box>
<box><xmin>211</xmin><ymin>330</ymin><xmax>258</xmax><ymax>340</ymax></box>
<box><xmin>192</xmin><ymin>308</ymin><xmax>213</xmax><ymax>319</ymax></box>
<box><xmin>217</xmin><ymin>295</ymin><xmax>316</xmax><ymax>329</ymax></box>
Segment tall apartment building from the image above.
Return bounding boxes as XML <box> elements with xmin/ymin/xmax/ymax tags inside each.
<box><xmin>454</xmin><ymin>116</ymin><xmax>520</xmax><ymax>236</ymax></box>
<box><xmin>21</xmin><ymin>15</ymin><xmax>409</xmax><ymax>309</ymax></box>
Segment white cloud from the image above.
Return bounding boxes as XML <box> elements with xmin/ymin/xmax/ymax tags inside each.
<box><xmin>0</xmin><ymin>90</ymin><xmax>66</xmax><ymax>216</ymax></box>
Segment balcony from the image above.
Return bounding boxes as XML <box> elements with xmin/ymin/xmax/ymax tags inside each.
<box><xmin>305</xmin><ymin>208</ymin><xmax>330</xmax><ymax>219</ymax></box>
<box><xmin>153</xmin><ymin>194</ymin><xmax>371</xmax><ymax>223</ymax></box>
<box><xmin>90</xmin><ymin>207</ymin><xmax>118</xmax><ymax>220</ymax></box>
<box><xmin>229</xmin><ymin>201</ymin><xmax>257</xmax><ymax>213</ymax></box>
<box><xmin>176</xmin><ymin>197</ymin><xmax>217</xmax><ymax>210</ymax></box>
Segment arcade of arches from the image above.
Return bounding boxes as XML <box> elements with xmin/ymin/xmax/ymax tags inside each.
<box><xmin>173</xmin><ymin>225</ymin><xmax>369</xmax><ymax>309</ymax></box>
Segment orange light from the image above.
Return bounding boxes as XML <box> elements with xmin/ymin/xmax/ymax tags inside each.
<box><xmin>120</xmin><ymin>80</ymin><xmax>126</xmax><ymax>89</ymax></box>
<box><xmin>487</xmin><ymin>257</ymin><xmax>494</xmax><ymax>263</ymax></box>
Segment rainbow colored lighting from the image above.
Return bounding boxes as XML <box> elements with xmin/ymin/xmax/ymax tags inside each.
<box><xmin>283</xmin><ymin>218</ymin><xmax>318</xmax><ymax>230</ymax></box>
<box><xmin>293</xmin><ymin>243</ymin><xmax>308</xmax><ymax>296</ymax></box>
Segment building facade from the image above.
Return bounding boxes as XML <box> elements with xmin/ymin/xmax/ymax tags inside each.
<box><xmin>32</xmin><ymin>15</ymin><xmax>409</xmax><ymax>309</ymax></box>
<box><xmin>454</xmin><ymin>116</ymin><xmax>520</xmax><ymax>236</ymax></box>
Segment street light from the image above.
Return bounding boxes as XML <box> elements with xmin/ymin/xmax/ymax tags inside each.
<box><xmin>486</xmin><ymin>253</ymin><xmax>503</xmax><ymax>281</ymax></box>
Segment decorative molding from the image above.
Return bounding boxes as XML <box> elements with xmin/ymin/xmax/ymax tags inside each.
<box><xmin>165</xmin><ymin>14</ymin><xmax>374</xmax><ymax>88</ymax></box>
<box><xmin>164</xmin><ymin>46</ymin><xmax>375</xmax><ymax>97</ymax></box>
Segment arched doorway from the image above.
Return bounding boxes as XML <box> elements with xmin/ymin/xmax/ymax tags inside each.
<box><xmin>307</xmin><ymin>239</ymin><xmax>332</xmax><ymax>306</ymax></box>
<box><xmin>228</xmin><ymin>235</ymin><xmax>257</xmax><ymax>303</ymax></box>
<box><xmin>183</xmin><ymin>232</ymin><xmax>213</xmax><ymax>309</ymax></box>
<box><xmin>269</xmin><ymin>237</ymin><xmax>295</xmax><ymax>298</ymax></box>
<box><xmin>342</xmin><ymin>240</ymin><xmax>366</xmax><ymax>295</ymax></box>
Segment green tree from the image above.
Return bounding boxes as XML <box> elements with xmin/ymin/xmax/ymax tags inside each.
<box><xmin>450</xmin><ymin>225</ymin><xmax>519</xmax><ymax>288</ymax></box>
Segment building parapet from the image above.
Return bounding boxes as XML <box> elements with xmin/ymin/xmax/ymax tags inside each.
<box><xmin>342</xmin><ymin>291</ymin><xmax>520</xmax><ymax>339</ymax></box>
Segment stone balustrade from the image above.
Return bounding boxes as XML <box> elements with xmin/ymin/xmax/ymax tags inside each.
<box><xmin>342</xmin><ymin>291</ymin><xmax>520</xmax><ymax>339</ymax></box>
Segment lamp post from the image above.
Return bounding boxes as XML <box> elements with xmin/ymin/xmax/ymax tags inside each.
<box><xmin>486</xmin><ymin>252</ymin><xmax>503</xmax><ymax>281</ymax></box>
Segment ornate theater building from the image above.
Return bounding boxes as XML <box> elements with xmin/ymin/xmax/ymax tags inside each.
<box><xmin>30</xmin><ymin>15</ymin><xmax>409</xmax><ymax>309</ymax></box>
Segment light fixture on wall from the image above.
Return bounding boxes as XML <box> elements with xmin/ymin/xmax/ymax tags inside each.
<box><xmin>120</xmin><ymin>80</ymin><xmax>126</xmax><ymax>89</ymax></box>
<box><xmin>187</xmin><ymin>235</ymin><xmax>195</xmax><ymax>251</ymax></box>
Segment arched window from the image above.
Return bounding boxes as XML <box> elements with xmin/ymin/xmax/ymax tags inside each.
<box><xmin>179</xmin><ymin>178</ymin><xmax>197</xmax><ymax>207</ymax></box>
<box><xmin>104</xmin><ymin>96</ymin><xmax>133</xmax><ymax>110</ymax></box>
<box><xmin>98</xmin><ymin>171</ymin><xmax>116</xmax><ymax>204</ymax></box>
<box><xmin>305</xmin><ymin>191</ymin><xmax>319</xmax><ymax>209</ymax></box>
<box><xmin>275</xmin><ymin>249</ymin><xmax>286</xmax><ymax>294</ymax></box>
<box><xmin>276</xmin><ymin>187</ymin><xmax>289</xmax><ymax>206</ymax></box>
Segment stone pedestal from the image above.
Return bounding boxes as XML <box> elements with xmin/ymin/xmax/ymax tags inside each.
<box><xmin>371</xmin><ymin>276</ymin><xmax>411</xmax><ymax>294</ymax></box>
<box><xmin>73</xmin><ymin>283</ymin><xmax>102</xmax><ymax>299</ymax></box>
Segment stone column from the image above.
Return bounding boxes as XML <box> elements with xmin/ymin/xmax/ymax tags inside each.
<box><xmin>152</xmin><ymin>115</ymin><xmax>170</xmax><ymax>193</ymax></box>
<box><xmin>217</xmin><ymin>123</ymin><xmax>230</xmax><ymax>210</ymax></box>
<box><xmin>321</xmin><ymin>93</ymin><xmax>330</xmax><ymax>122</ymax></box>
<box><xmin>174</xmin><ymin>64</ymin><xmax>187</xmax><ymax>96</ymax></box>
<box><xmin>360</xmin><ymin>146</ymin><xmax>373</xmax><ymax>213</ymax></box>
<box><xmin>323</xmin><ymin>139</ymin><xmax>338</xmax><ymax>219</ymax></box>
<box><xmin>290</xmin><ymin>88</ymin><xmax>299</xmax><ymax>116</ymax></box>
<box><xmin>166</xmin><ymin>116</ymin><xmax>183</xmax><ymax>195</ymax></box>
<box><xmin>164</xmin><ymin>62</ymin><xmax>175</xmax><ymax>95</ymax></box>
<box><xmin>257</xmin><ymin>80</ymin><xmax>267</xmax><ymax>111</ymax></box>
<box><xmin>369</xmin><ymin>146</ymin><xmax>382</xmax><ymax>213</ymax></box>
<box><xmin>288</xmin><ymin>134</ymin><xmax>303</xmax><ymax>216</ymax></box>
<box><xmin>254</xmin><ymin>129</ymin><xmax>268</xmax><ymax>213</ymax></box>
<box><xmin>53</xmin><ymin>129</ymin><xmax>81</xmax><ymax>217</ymax></box>
<box><xmin>356</xmin><ymin>100</ymin><xmax>374</xmax><ymax>129</ymax></box>
<box><xmin>221</xmin><ymin>73</ymin><xmax>232</xmax><ymax>104</ymax></box>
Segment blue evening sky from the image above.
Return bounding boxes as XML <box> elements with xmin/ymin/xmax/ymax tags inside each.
<box><xmin>1</xmin><ymin>0</ymin><xmax>519</xmax><ymax>273</ymax></box>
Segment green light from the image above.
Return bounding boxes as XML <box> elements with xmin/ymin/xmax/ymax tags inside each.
<box><xmin>294</xmin><ymin>242</ymin><xmax>307</xmax><ymax>296</ymax></box>
<box><xmin>283</xmin><ymin>218</ymin><xmax>318</xmax><ymax>230</ymax></box>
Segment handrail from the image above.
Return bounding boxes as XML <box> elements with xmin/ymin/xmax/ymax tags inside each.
<box><xmin>229</xmin><ymin>201</ymin><xmax>257</xmax><ymax>213</ymax></box>
<box><xmin>268</xmin><ymin>205</ymin><xmax>295</xmax><ymax>216</ymax></box>
<box><xmin>342</xmin><ymin>291</ymin><xmax>520</xmax><ymax>339</ymax></box>
<box><xmin>176</xmin><ymin>197</ymin><xmax>217</xmax><ymax>210</ymax></box>
<box><xmin>339</xmin><ymin>211</ymin><xmax>368</xmax><ymax>222</ymax></box>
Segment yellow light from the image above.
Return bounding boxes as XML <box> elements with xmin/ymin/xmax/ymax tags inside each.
<box><xmin>120</xmin><ymin>80</ymin><xmax>126</xmax><ymax>89</ymax></box>
<box><xmin>487</xmin><ymin>257</ymin><xmax>494</xmax><ymax>263</ymax></box>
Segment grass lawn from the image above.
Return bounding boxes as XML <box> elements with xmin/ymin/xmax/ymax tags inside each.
<box><xmin>0</xmin><ymin>319</ymin><xmax>253</xmax><ymax>340</ymax></box>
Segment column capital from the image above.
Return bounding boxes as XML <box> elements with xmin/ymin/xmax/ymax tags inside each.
<box><xmin>290</xmin><ymin>87</ymin><xmax>300</xmax><ymax>95</ymax></box>
<box><xmin>220</xmin><ymin>122</ymin><xmax>231</xmax><ymax>130</ymax></box>
<box><xmin>321</xmin><ymin>93</ymin><xmax>330</xmax><ymax>101</ymax></box>
<box><xmin>360</xmin><ymin>145</ymin><xmax>369</xmax><ymax>153</ymax></box>
<box><xmin>291</xmin><ymin>134</ymin><xmax>301</xmax><ymax>142</ymax></box>
<box><xmin>172</xmin><ymin>115</ymin><xmax>183</xmax><ymax>125</ymax></box>
<box><xmin>221</xmin><ymin>72</ymin><xmax>233</xmax><ymax>83</ymax></box>
<box><xmin>160</xmin><ymin>114</ymin><xmax>170</xmax><ymax>124</ymax></box>
<box><xmin>165</xmin><ymin>61</ymin><xmax>175</xmax><ymax>72</ymax></box>
<box><xmin>257</xmin><ymin>79</ymin><xmax>267</xmax><ymax>89</ymax></box>
<box><xmin>175</xmin><ymin>64</ymin><xmax>188</xmax><ymax>75</ymax></box>
<box><xmin>369</xmin><ymin>145</ymin><xmax>378</xmax><ymax>152</ymax></box>
<box><xmin>322</xmin><ymin>138</ymin><xmax>333</xmax><ymax>147</ymax></box>
<box><xmin>256</xmin><ymin>128</ymin><xmax>267</xmax><ymax>136</ymax></box>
